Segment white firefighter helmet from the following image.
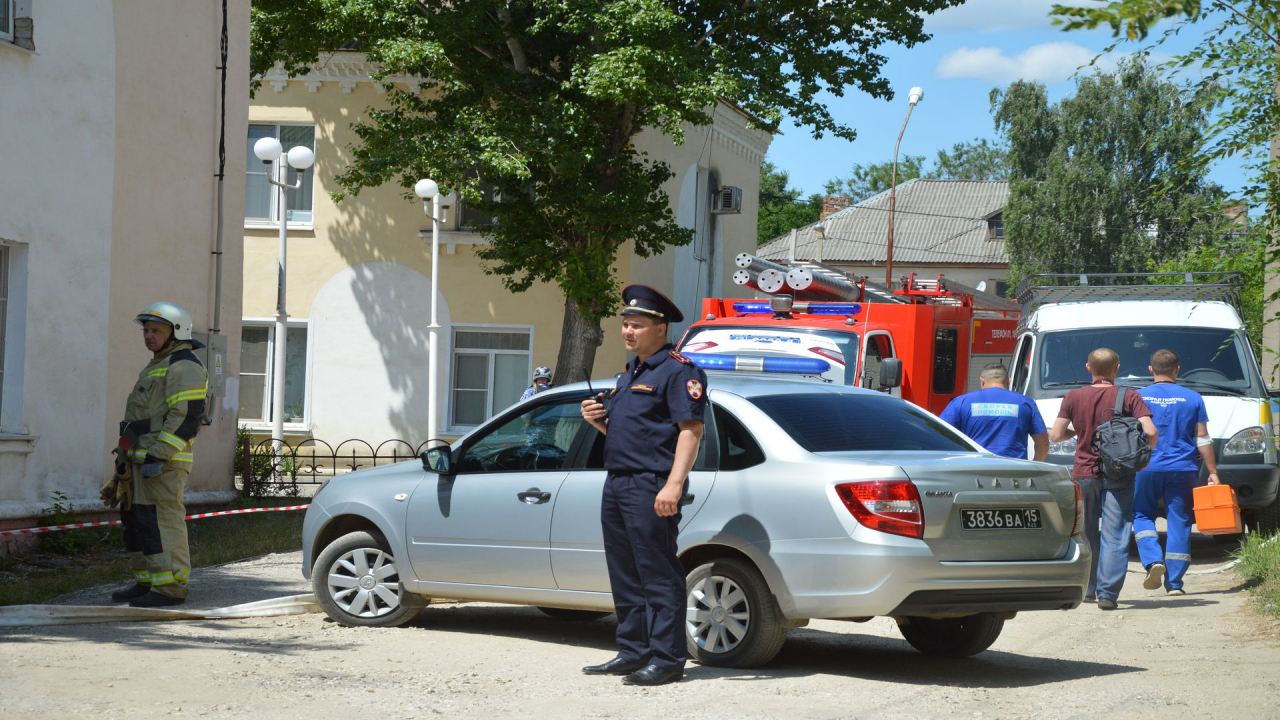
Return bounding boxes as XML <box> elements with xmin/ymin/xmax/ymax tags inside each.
<box><xmin>134</xmin><ymin>301</ymin><xmax>194</xmax><ymax>341</ymax></box>
<box><xmin>533</xmin><ymin>365</ymin><xmax>553</xmax><ymax>382</ymax></box>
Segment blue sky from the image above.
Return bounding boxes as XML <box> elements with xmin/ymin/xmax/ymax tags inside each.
<box><xmin>767</xmin><ymin>0</ymin><xmax>1248</xmax><ymax>199</ymax></box>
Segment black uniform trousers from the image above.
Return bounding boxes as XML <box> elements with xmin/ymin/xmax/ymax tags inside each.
<box><xmin>601</xmin><ymin>471</ymin><xmax>687</xmax><ymax>670</ymax></box>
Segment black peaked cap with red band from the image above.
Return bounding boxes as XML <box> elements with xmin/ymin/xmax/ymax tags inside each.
<box><xmin>620</xmin><ymin>284</ymin><xmax>684</xmax><ymax>324</ymax></box>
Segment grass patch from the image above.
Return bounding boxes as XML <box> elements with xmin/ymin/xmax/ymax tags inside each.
<box><xmin>1232</xmin><ymin>531</ymin><xmax>1280</xmax><ymax>618</ymax></box>
<box><xmin>0</xmin><ymin>498</ymin><xmax>304</xmax><ymax>606</ymax></box>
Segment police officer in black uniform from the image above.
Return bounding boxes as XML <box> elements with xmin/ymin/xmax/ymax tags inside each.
<box><xmin>580</xmin><ymin>284</ymin><xmax>708</xmax><ymax>686</ymax></box>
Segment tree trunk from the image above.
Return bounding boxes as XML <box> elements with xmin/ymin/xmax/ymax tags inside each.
<box><xmin>553</xmin><ymin>295</ymin><xmax>607</xmax><ymax>387</ymax></box>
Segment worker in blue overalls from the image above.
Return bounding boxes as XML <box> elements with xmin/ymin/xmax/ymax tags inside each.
<box><xmin>580</xmin><ymin>284</ymin><xmax>707</xmax><ymax>686</ymax></box>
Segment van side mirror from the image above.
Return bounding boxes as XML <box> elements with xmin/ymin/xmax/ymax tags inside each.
<box><xmin>879</xmin><ymin>358</ymin><xmax>903</xmax><ymax>388</ymax></box>
<box><xmin>421</xmin><ymin>447</ymin><xmax>452</xmax><ymax>475</ymax></box>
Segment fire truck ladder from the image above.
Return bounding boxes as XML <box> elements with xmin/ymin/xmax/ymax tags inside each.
<box><xmin>900</xmin><ymin>274</ymin><xmax>1021</xmax><ymax>313</ymax></box>
<box><xmin>1015</xmin><ymin>272</ymin><xmax>1244</xmax><ymax>312</ymax></box>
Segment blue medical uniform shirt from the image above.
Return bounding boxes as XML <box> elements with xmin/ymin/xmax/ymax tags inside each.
<box><xmin>940</xmin><ymin>387</ymin><xmax>1046</xmax><ymax>459</ymax></box>
<box><xmin>603</xmin><ymin>344</ymin><xmax>708</xmax><ymax>474</ymax></box>
<box><xmin>1138</xmin><ymin>382</ymin><xmax>1209</xmax><ymax>472</ymax></box>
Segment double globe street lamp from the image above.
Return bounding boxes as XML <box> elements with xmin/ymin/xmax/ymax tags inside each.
<box><xmin>415</xmin><ymin>178</ymin><xmax>445</xmax><ymax>448</ymax></box>
<box><xmin>252</xmin><ymin>136</ymin><xmax>315</xmax><ymax>450</ymax></box>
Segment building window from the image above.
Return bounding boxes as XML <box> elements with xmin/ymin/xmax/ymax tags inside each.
<box><xmin>460</xmin><ymin>182</ymin><xmax>497</xmax><ymax>228</ymax></box>
<box><xmin>987</xmin><ymin>214</ymin><xmax>1005</xmax><ymax>240</ymax></box>
<box><xmin>933</xmin><ymin>326</ymin><xmax>958</xmax><ymax>395</ymax></box>
<box><xmin>0</xmin><ymin>245</ymin><xmax>8</xmax><ymax>421</ymax></box>
<box><xmin>0</xmin><ymin>1</ymin><xmax>12</xmax><ymax>43</ymax></box>
<box><xmin>451</xmin><ymin>327</ymin><xmax>531</xmax><ymax>426</ymax></box>
<box><xmin>246</xmin><ymin>124</ymin><xmax>315</xmax><ymax>225</ymax></box>
<box><xmin>238</xmin><ymin>321</ymin><xmax>309</xmax><ymax>424</ymax></box>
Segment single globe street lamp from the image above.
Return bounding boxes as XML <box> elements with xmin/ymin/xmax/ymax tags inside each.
<box><xmin>415</xmin><ymin>178</ymin><xmax>444</xmax><ymax>447</ymax></box>
<box><xmin>253</xmin><ymin>136</ymin><xmax>314</xmax><ymax>452</ymax></box>
<box><xmin>886</xmin><ymin>86</ymin><xmax>923</xmax><ymax>288</ymax></box>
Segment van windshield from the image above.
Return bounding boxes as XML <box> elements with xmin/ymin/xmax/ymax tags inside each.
<box><xmin>679</xmin><ymin>325</ymin><xmax>860</xmax><ymax>385</ymax></box>
<box><xmin>1037</xmin><ymin>327</ymin><xmax>1256</xmax><ymax>396</ymax></box>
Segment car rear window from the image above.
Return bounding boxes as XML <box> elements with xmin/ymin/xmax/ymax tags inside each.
<box><xmin>749</xmin><ymin>393</ymin><xmax>977</xmax><ymax>453</ymax></box>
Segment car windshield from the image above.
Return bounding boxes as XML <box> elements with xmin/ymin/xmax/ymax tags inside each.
<box><xmin>750</xmin><ymin>393</ymin><xmax>977</xmax><ymax>453</ymax></box>
<box><xmin>1037</xmin><ymin>327</ymin><xmax>1255</xmax><ymax>396</ymax></box>
<box><xmin>679</xmin><ymin>326</ymin><xmax>859</xmax><ymax>385</ymax></box>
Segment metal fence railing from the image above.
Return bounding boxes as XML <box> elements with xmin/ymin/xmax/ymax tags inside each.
<box><xmin>237</xmin><ymin>437</ymin><xmax>436</xmax><ymax>496</ymax></box>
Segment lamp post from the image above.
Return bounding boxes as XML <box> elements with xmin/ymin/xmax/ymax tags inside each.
<box><xmin>253</xmin><ymin>136</ymin><xmax>314</xmax><ymax>451</ymax></box>
<box><xmin>414</xmin><ymin>178</ymin><xmax>443</xmax><ymax>446</ymax></box>
<box><xmin>886</xmin><ymin>85</ymin><xmax>923</xmax><ymax>288</ymax></box>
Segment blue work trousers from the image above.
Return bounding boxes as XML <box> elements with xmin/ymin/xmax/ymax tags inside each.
<box><xmin>1076</xmin><ymin>476</ymin><xmax>1135</xmax><ymax>603</ymax></box>
<box><xmin>601</xmin><ymin>472</ymin><xmax>687</xmax><ymax>670</ymax></box>
<box><xmin>1133</xmin><ymin>470</ymin><xmax>1198</xmax><ymax>590</ymax></box>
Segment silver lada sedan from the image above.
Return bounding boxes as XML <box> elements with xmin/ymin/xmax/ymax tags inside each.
<box><xmin>301</xmin><ymin>375</ymin><xmax>1089</xmax><ymax>667</ymax></box>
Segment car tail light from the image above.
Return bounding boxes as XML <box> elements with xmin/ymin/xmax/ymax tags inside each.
<box><xmin>1071</xmin><ymin>480</ymin><xmax>1084</xmax><ymax>537</ymax></box>
<box><xmin>835</xmin><ymin>481</ymin><xmax>924</xmax><ymax>539</ymax></box>
<box><xmin>809</xmin><ymin>347</ymin><xmax>846</xmax><ymax>366</ymax></box>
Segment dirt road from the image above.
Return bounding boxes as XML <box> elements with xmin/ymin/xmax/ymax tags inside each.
<box><xmin>2</xmin><ymin>535</ymin><xmax>1277</xmax><ymax>719</ymax></box>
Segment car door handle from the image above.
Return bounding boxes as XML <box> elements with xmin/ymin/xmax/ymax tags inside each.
<box><xmin>517</xmin><ymin>488</ymin><xmax>552</xmax><ymax>504</ymax></box>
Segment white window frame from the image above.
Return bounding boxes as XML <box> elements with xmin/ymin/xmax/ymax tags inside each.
<box><xmin>0</xmin><ymin>0</ymin><xmax>14</xmax><ymax>43</ymax></box>
<box><xmin>244</xmin><ymin>123</ymin><xmax>317</xmax><ymax>231</ymax></box>
<box><xmin>0</xmin><ymin>240</ymin><xmax>27</xmax><ymax>436</ymax></box>
<box><xmin>448</xmin><ymin>323</ymin><xmax>534</xmax><ymax>430</ymax></box>
<box><xmin>0</xmin><ymin>244</ymin><xmax>9</xmax><ymax>424</ymax></box>
<box><xmin>238</xmin><ymin>317</ymin><xmax>313</xmax><ymax>432</ymax></box>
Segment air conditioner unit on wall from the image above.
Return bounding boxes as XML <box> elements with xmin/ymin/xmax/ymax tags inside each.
<box><xmin>711</xmin><ymin>185</ymin><xmax>743</xmax><ymax>214</ymax></box>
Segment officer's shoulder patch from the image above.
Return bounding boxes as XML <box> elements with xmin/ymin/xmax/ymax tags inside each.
<box><xmin>669</xmin><ymin>350</ymin><xmax>692</xmax><ymax>364</ymax></box>
<box><xmin>686</xmin><ymin>379</ymin><xmax>704</xmax><ymax>400</ymax></box>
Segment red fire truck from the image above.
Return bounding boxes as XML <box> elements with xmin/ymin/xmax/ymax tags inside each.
<box><xmin>675</xmin><ymin>257</ymin><xmax>1020</xmax><ymax>416</ymax></box>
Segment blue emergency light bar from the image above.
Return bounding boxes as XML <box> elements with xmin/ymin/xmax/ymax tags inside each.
<box><xmin>686</xmin><ymin>353</ymin><xmax>831</xmax><ymax>375</ymax></box>
<box><xmin>731</xmin><ymin>301</ymin><xmax>862</xmax><ymax>316</ymax></box>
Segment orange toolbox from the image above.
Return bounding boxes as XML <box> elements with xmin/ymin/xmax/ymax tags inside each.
<box><xmin>1193</xmin><ymin>484</ymin><xmax>1243</xmax><ymax>535</ymax></box>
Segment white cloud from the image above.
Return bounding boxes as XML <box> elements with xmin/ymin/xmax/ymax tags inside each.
<box><xmin>937</xmin><ymin>42</ymin><xmax>1115</xmax><ymax>84</ymax></box>
<box><xmin>924</xmin><ymin>0</ymin><xmax>1061</xmax><ymax>34</ymax></box>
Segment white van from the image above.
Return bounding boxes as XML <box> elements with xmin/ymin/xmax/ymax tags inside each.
<box><xmin>1010</xmin><ymin>273</ymin><xmax>1279</xmax><ymax>533</ymax></box>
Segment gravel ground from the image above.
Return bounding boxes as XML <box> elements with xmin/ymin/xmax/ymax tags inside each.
<box><xmin>2</xmin><ymin>533</ymin><xmax>1277</xmax><ymax>719</ymax></box>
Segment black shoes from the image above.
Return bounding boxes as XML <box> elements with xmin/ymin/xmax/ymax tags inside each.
<box><xmin>110</xmin><ymin>583</ymin><xmax>152</xmax><ymax>603</ymax></box>
<box><xmin>128</xmin><ymin>591</ymin><xmax>186</xmax><ymax>608</ymax></box>
<box><xmin>582</xmin><ymin>657</ymin><xmax>647</xmax><ymax>675</ymax></box>
<box><xmin>622</xmin><ymin>664</ymin><xmax>684</xmax><ymax>686</ymax></box>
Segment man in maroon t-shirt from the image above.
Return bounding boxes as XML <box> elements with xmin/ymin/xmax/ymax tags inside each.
<box><xmin>1050</xmin><ymin>348</ymin><xmax>1157</xmax><ymax>610</ymax></box>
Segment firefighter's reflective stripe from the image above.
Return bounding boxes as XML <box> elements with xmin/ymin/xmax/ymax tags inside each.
<box><xmin>146</xmin><ymin>367</ymin><xmax>168</xmax><ymax>378</ymax></box>
<box><xmin>1167</xmin><ymin>552</ymin><xmax>1192</xmax><ymax>562</ymax></box>
<box><xmin>157</xmin><ymin>431</ymin><xmax>186</xmax><ymax>451</ymax></box>
<box><xmin>1134</xmin><ymin>530</ymin><xmax>1159</xmax><ymax>540</ymax></box>
<box><xmin>134</xmin><ymin>570</ymin><xmax>151</xmax><ymax>583</ymax></box>
<box><xmin>150</xmin><ymin>571</ymin><xmax>175</xmax><ymax>586</ymax></box>
<box><xmin>175</xmin><ymin>568</ymin><xmax>190</xmax><ymax>582</ymax></box>
<box><xmin>166</xmin><ymin>388</ymin><xmax>207</xmax><ymax>408</ymax></box>
<box><xmin>171</xmin><ymin>452</ymin><xmax>193</xmax><ymax>464</ymax></box>
<box><xmin>128</xmin><ymin>448</ymin><xmax>148</xmax><ymax>462</ymax></box>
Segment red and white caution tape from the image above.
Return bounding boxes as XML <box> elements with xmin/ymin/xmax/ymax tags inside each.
<box><xmin>0</xmin><ymin>504</ymin><xmax>311</xmax><ymax>538</ymax></box>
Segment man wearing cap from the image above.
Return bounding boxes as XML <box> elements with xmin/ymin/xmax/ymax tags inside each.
<box><xmin>106</xmin><ymin>302</ymin><xmax>208</xmax><ymax>607</ymax></box>
<box><xmin>580</xmin><ymin>284</ymin><xmax>707</xmax><ymax>686</ymax></box>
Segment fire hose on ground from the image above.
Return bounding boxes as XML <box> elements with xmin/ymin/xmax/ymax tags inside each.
<box><xmin>0</xmin><ymin>504</ymin><xmax>320</xmax><ymax>627</ymax></box>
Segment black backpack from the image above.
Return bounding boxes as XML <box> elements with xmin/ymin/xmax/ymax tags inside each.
<box><xmin>1091</xmin><ymin>387</ymin><xmax>1151</xmax><ymax>485</ymax></box>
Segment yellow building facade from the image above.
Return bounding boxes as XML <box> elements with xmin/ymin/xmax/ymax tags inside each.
<box><xmin>244</xmin><ymin>54</ymin><xmax>772</xmax><ymax>445</ymax></box>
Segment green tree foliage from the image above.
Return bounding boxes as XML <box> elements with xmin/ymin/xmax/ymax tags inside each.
<box><xmin>823</xmin><ymin>138</ymin><xmax>1008</xmax><ymax>204</ymax></box>
<box><xmin>992</xmin><ymin>59</ymin><xmax>1228</xmax><ymax>289</ymax></box>
<box><xmin>250</xmin><ymin>0</ymin><xmax>965</xmax><ymax>381</ymax></box>
<box><xmin>757</xmin><ymin>161</ymin><xmax>821</xmax><ymax>245</ymax></box>
<box><xmin>1050</xmin><ymin>1</ymin><xmax>1279</xmax><ymax>226</ymax></box>
<box><xmin>933</xmin><ymin>138</ymin><xmax>1010</xmax><ymax>182</ymax></box>
<box><xmin>1158</xmin><ymin>231</ymin><xmax>1265</xmax><ymax>352</ymax></box>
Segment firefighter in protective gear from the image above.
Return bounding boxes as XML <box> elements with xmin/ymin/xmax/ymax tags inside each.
<box><xmin>109</xmin><ymin>301</ymin><xmax>208</xmax><ymax>608</ymax></box>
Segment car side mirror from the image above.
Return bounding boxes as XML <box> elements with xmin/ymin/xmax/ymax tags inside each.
<box><xmin>879</xmin><ymin>358</ymin><xmax>903</xmax><ymax>388</ymax></box>
<box><xmin>421</xmin><ymin>446</ymin><xmax>452</xmax><ymax>475</ymax></box>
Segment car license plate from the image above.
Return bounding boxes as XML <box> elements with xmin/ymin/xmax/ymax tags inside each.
<box><xmin>961</xmin><ymin>508</ymin><xmax>1041</xmax><ymax>530</ymax></box>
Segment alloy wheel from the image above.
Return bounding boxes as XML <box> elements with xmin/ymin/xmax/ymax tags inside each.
<box><xmin>686</xmin><ymin>574</ymin><xmax>751</xmax><ymax>654</ymax></box>
<box><xmin>327</xmin><ymin>546</ymin><xmax>402</xmax><ymax>618</ymax></box>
